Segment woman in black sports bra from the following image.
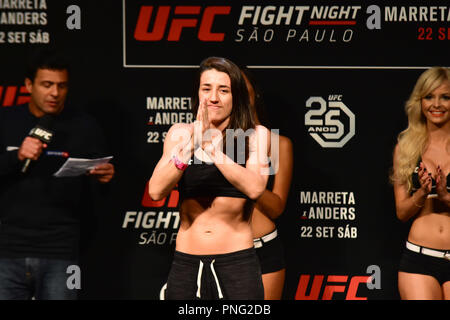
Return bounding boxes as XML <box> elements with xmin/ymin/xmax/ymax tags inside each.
<box><xmin>148</xmin><ymin>57</ymin><xmax>270</xmax><ymax>299</ymax></box>
<box><xmin>391</xmin><ymin>67</ymin><xmax>450</xmax><ymax>300</ymax></box>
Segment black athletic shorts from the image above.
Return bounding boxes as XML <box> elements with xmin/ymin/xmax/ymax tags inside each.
<box><xmin>254</xmin><ymin>230</ymin><xmax>286</xmax><ymax>274</ymax></box>
<box><xmin>166</xmin><ymin>248</ymin><xmax>264</xmax><ymax>300</ymax></box>
<box><xmin>398</xmin><ymin>244</ymin><xmax>450</xmax><ymax>286</ymax></box>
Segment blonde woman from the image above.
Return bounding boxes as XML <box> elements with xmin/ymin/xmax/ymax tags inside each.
<box><xmin>392</xmin><ymin>67</ymin><xmax>450</xmax><ymax>300</ymax></box>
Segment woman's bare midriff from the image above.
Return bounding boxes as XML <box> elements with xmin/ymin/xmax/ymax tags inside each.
<box><xmin>176</xmin><ymin>196</ymin><xmax>254</xmax><ymax>255</ymax></box>
<box><xmin>408</xmin><ymin>197</ymin><xmax>450</xmax><ymax>250</ymax></box>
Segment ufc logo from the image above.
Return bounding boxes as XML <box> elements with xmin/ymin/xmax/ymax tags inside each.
<box><xmin>141</xmin><ymin>183</ymin><xmax>179</xmax><ymax>208</ymax></box>
<box><xmin>30</xmin><ymin>127</ymin><xmax>53</xmax><ymax>142</ymax></box>
<box><xmin>295</xmin><ymin>274</ymin><xmax>372</xmax><ymax>300</ymax></box>
<box><xmin>0</xmin><ymin>85</ymin><xmax>30</xmax><ymax>107</ymax></box>
<box><xmin>134</xmin><ymin>6</ymin><xmax>231</xmax><ymax>41</ymax></box>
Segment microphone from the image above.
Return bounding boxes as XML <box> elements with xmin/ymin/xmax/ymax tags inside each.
<box><xmin>21</xmin><ymin>115</ymin><xmax>55</xmax><ymax>173</ymax></box>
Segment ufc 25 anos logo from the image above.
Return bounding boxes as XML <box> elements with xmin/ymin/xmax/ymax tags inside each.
<box><xmin>305</xmin><ymin>95</ymin><xmax>355</xmax><ymax>148</ymax></box>
<box><xmin>134</xmin><ymin>6</ymin><xmax>231</xmax><ymax>41</ymax></box>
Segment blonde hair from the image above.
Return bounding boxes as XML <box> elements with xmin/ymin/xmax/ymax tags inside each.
<box><xmin>391</xmin><ymin>67</ymin><xmax>450</xmax><ymax>191</ymax></box>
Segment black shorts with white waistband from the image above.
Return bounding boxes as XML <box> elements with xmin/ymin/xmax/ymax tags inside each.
<box><xmin>254</xmin><ymin>229</ymin><xmax>286</xmax><ymax>274</ymax></box>
<box><xmin>398</xmin><ymin>242</ymin><xmax>450</xmax><ymax>286</ymax></box>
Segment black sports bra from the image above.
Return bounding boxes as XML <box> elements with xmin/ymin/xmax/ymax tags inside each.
<box><xmin>411</xmin><ymin>158</ymin><xmax>450</xmax><ymax>195</ymax></box>
<box><xmin>178</xmin><ymin>153</ymin><xmax>250</xmax><ymax>200</ymax></box>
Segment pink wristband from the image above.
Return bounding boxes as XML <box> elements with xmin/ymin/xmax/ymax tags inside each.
<box><xmin>171</xmin><ymin>155</ymin><xmax>188</xmax><ymax>171</ymax></box>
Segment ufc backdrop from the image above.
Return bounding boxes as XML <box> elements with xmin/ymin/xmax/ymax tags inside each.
<box><xmin>0</xmin><ymin>0</ymin><xmax>449</xmax><ymax>300</ymax></box>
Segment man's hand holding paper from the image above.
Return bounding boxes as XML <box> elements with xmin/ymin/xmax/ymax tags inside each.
<box><xmin>54</xmin><ymin>156</ymin><xmax>114</xmax><ymax>183</ymax></box>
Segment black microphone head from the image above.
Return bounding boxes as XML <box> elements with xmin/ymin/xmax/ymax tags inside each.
<box><xmin>29</xmin><ymin>114</ymin><xmax>55</xmax><ymax>143</ymax></box>
<box><xmin>22</xmin><ymin>114</ymin><xmax>56</xmax><ymax>173</ymax></box>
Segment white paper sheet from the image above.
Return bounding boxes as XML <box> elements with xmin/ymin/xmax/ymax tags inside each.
<box><xmin>53</xmin><ymin>156</ymin><xmax>113</xmax><ymax>177</ymax></box>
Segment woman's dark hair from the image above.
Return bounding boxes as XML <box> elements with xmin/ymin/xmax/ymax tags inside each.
<box><xmin>240</xmin><ymin>67</ymin><xmax>271</xmax><ymax>129</ymax></box>
<box><xmin>191</xmin><ymin>57</ymin><xmax>255</xmax><ymax>132</ymax></box>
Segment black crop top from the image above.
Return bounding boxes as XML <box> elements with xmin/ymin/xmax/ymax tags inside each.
<box><xmin>178</xmin><ymin>153</ymin><xmax>250</xmax><ymax>200</ymax></box>
<box><xmin>411</xmin><ymin>158</ymin><xmax>450</xmax><ymax>195</ymax></box>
